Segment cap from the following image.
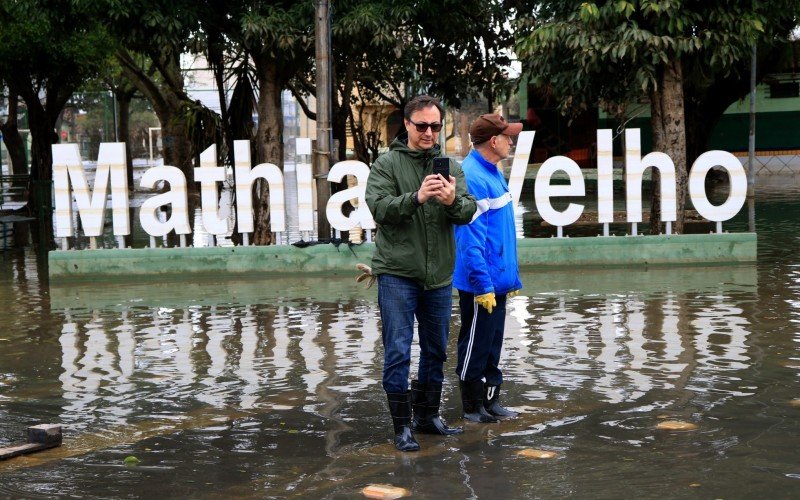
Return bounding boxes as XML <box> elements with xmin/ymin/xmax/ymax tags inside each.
<box><xmin>470</xmin><ymin>114</ymin><xmax>523</xmax><ymax>145</ymax></box>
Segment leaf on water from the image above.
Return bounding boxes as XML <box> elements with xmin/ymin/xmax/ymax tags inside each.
<box><xmin>516</xmin><ymin>448</ymin><xmax>558</xmax><ymax>459</ymax></box>
<box><xmin>656</xmin><ymin>420</ymin><xmax>698</xmax><ymax>431</ymax></box>
<box><xmin>362</xmin><ymin>483</ymin><xmax>410</xmax><ymax>499</ymax></box>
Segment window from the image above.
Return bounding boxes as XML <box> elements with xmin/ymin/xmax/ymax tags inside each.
<box><xmin>768</xmin><ymin>81</ymin><xmax>800</xmax><ymax>99</ymax></box>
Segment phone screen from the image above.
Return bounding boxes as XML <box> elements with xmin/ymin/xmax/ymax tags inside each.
<box><xmin>432</xmin><ymin>157</ymin><xmax>450</xmax><ymax>179</ymax></box>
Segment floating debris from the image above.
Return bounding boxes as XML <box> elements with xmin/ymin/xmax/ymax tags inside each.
<box><xmin>0</xmin><ymin>424</ymin><xmax>62</xmax><ymax>460</ymax></box>
<box><xmin>123</xmin><ymin>456</ymin><xmax>140</xmax><ymax>465</ymax></box>
<box><xmin>362</xmin><ymin>484</ymin><xmax>409</xmax><ymax>499</ymax></box>
<box><xmin>516</xmin><ymin>448</ymin><xmax>558</xmax><ymax>459</ymax></box>
<box><xmin>656</xmin><ymin>420</ymin><xmax>698</xmax><ymax>431</ymax></box>
<box><xmin>788</xmin><ymin>399</ymin><xmax>800</xmax><ymax>407</ymax></box>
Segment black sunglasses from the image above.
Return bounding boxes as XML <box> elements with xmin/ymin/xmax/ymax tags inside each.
<box><xmin>408</xmin><ymin>120</ymin><xmax>443</xmax><ymax>133</ymax></box>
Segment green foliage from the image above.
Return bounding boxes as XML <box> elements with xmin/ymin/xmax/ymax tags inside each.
<box><xmin>98</xmin><ymin>0</ymin><xmax>199</xmax><ymax>56</ymax></box>
<box><xmin>516</xmin><ymin>0</ymin><xmax>799</xmax><ymax>117</ymax></box>
<box><xmin>334</xmin><ymin>0</ymin><xmax>519</xmax><ymax>110</ymax></box>
<box><xmin>179</xmin><ymin>99</ymin><xmax>222</xmax><ymax>161</ymax></box>
<box><xmin>238</xmin><ymin>1</ymin><xmax>315</xmax><ymax>61</ymax></box>
<box><xmin>0</xmin><ymin>1</ymin><xmax>114</xmax><ymax>94</ymax></box>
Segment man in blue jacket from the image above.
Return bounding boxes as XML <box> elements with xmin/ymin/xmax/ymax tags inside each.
<box><xmin>454</xmin><ymin>113</ymin><xmax>523</xmax><ymax>423</ymax></box>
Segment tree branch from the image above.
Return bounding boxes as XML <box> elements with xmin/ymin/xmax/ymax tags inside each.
<box><xmin>115</xmin><ymin>48</ymin><xmax>170</xmax><ymax>116</ymax></box>
<box><xmin>360</xmin><ymin>80</ymin><xmax>402</xmax><ymax>108</ymax></box>
<box><xmin>287</xmin><ymin>81</ymin><xmax>317</xmax><ymax>120</ymax></box>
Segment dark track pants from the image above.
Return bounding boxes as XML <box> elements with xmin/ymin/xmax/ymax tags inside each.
<box><xmin>456</xmin><ymin>290</ymin><xmax>507</xmax><ymax>385</ymax></box>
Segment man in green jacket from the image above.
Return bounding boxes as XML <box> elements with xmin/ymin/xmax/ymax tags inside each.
<box><xmin>366</xmin><ymin>94</ymin><xmax>477</xmax><ymax>451</ymax></box>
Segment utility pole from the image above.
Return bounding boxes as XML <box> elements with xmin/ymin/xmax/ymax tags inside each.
<box><xmin>747</xmin><ymin>43</ymin><xmax>756</xmax><ymax>199</ymax></box>
<box><xmin>747</xmin><ymin>43</ymin><xmax>757</xmax><ymax>232</ymax></box>
<box><xmin>314</xmin><ymin>0</ymin><xmax>332</xmax><ymax>240</ymax></box>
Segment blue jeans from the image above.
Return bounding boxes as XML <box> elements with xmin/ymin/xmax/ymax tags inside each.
<box><xmin>456</xmin><ymin>290</ymin><xmax>508</xmax><ymax>386</ymax></box>
<box><xmin>377</xmin><ymin>274</ymin><xmax>452</xmax><ymax>393</ymax></box>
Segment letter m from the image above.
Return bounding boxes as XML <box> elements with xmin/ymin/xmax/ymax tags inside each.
<box><xmin>53</xmin><ymin>143</ymin><xmax>130</xmax><ymax>238</ymax></box>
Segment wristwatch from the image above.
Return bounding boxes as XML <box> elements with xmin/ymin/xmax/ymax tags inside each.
<box><xmin>412</xmin><ymin>191</ymin><xmax>422</xmax><ymax>206</ymax></box>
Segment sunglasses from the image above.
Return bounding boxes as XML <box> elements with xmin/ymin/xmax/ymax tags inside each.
<box><xmin>408</xmin><ymin>120</ymin><xmax>443</xmax><ymax>133</ymax></box>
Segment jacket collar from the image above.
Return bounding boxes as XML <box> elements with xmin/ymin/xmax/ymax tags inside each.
<box><xmin>468</xmin><ymin>148</ymin><xmax>499</xmax><ymax>172</ymax></box>
<box><xmin>390</xmin><ymin>136</ymin><xmax>441</xmax><ymax>163</ymax></box>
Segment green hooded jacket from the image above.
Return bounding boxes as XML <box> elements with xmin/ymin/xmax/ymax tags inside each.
<box><xmin>366</xmin><ymin>137</ymin><xmax>477</xmax><ymax>289</ymax></box>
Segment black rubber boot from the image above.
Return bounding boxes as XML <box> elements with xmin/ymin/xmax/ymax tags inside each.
<box><xmin>386</xmin><ymin>391</ymin><xmax>420</xmax><ymax>451</ymax></box>
<box><xmin>411</xmin><ymin>380</ymin><xmax>463</xmax><ymax>435</ymax></box>
<box><xmin>484</xmin><ymin>384</ymin><xmax>518</xmax><ymax>419</ymax></box>
<box><xmin>459</xmin><ymin>380</ymin><xmax>499</xmax><ymax>423</ymax></box>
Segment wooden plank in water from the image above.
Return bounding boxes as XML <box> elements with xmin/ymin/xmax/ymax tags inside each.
<box><xmin>0</xmin><ymin>425</ymin><xmax>62</xmax><ymax>461</ymax></box>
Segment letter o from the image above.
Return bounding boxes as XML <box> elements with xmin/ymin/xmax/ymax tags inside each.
<box><xmin>688</xmin><ymin>151</ymin><xmax>747</xmax><ymax>222</ymax></box>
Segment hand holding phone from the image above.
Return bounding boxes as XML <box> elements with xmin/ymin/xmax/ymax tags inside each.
<box><xmin>431</xmin><ymin>157</ymin><xmax>455</xmax><ymax>206</ymax></box>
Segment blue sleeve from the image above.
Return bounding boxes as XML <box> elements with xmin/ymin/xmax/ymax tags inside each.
<box><xmin>455</xmin><ymin>172</ymin><xmax>494</xmax><ymax>295</ymax></box>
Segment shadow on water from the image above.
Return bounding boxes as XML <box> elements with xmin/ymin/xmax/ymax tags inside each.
<box><xmin>0</xmin><ymin>177</ymin><xmax>799</xmax><ymax>497</ymax></box>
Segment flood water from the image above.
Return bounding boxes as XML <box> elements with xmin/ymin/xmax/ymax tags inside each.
<box><xmin>1</xmin><ymin>176</ymin><xmax>799</xmax><ymax>498</ymax></box>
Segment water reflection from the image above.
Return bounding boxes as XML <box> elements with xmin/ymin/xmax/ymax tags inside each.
<box><xmin>27</xmin><ymin>265</ymin><xmax>756</xmax><ymax>447</ymax></box>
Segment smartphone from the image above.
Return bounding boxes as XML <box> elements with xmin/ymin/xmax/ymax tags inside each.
<box><xmin>432</xmin><ymin>157</ymin><xmax>450</xmax><ymax>179</ymax></box>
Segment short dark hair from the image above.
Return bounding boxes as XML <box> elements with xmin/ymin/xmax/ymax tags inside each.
<box><xmin>403</xmin><ymin>95</ymin><xmax>444</xmax><ymax>121</ymax></box>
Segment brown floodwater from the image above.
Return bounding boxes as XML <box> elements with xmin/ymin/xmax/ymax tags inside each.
<box><xmin>0</xmin><ymin>176</ymin><xmax>799</xmax><ymax>498</ymax></box>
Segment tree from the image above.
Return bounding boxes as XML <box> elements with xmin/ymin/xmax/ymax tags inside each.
<box><xmin>236</xmin><ymin>1</ymin><xmax>315</xmax><ymax>244</ymax></box>
<box><xmin>101</xmin><ymin>0</ymin><xmax>203</xmax><ymax>195</ymax></box>
<box><xmin>0</xmin><ymin>1</ymin><xmax>111</xmax><ymax>183</ymax></box>
<box><xmin>288</xmin><ymin>0</ymin><xmax>520</xmax><ymax>165</ymax></box>
<box><xmin>516</xmin><ymin>0</ymin><xmax>799</xmax><ymax>233</ymax></box>
<box><xmin>0</xmin><ymin>0</ymin><xmax>113</xmax><ymax>246</ymax></box>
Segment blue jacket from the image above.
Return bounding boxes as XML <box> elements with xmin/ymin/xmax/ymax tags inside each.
<box><xmin>454</xmin><ymin>149</ymin><xmax>523</xmax><ymax>295</ymax></box>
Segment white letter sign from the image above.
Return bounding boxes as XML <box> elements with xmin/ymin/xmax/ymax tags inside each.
<box><xmin>625</xmin><ymin>129</ymin><xmax>677</xmax><ymax>224</ymax></box>
<box><xmin>139</xmin><ymin>166</ymin><xmax>192</xmax><ymax>236</ymax></box>
<box><xmin>534</xmin><ymin>156</ymin><xmax>585</xmax><ymax>227</ymax></box>
<box><xmin>689</xmin><ymin>151</ymin><xmax>747</xmax><ymax>221</ymax></box>
<box><xmin>234</xmin><ymin>140</ymin><xmax>286</xmax><ymax>233</ymax></box>
<box><xmin>194</xmin><ymin>144</ymin><xmax>230</xmax><ymax>235</ymax></box>
<box><xmin>53</xmin><ymin>143</ymin><xmax>128</xmax><ymax>238</ymax></box>
<box><xmin>326</xmin><ymin>160</ymin><xmax>375</xmax><ymax>231</ymax></box>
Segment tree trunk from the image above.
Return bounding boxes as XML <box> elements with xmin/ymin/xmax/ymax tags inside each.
<box><xmin>117</xmin><ymin>49</ymin><xmax>197</xmax><ymax>246</ymax></box>
<box><xmin>252</xmin><ymin>56</ymin><xmax>284</xmax><ymax>245</ymax></box>
<box><xmin>115</xmin><ymin>92</ymin><xmax>134</xmax><ymax>187</ymax></box>
<box><xmin>332</xmin><ymin>60</ymin><xmax>356</xmax><ymax>163</ymax></box>
<box><xmin>12</xmin><ymin>78</ymin><xmax>73</xmax><ymax>248</ymax></box>
<box><xmin>160</xmin><ymin>109</ymin><xmax>195</xmax><ymax>190</ymax></box>
<box><xmin>22</xmin><ymin>97</ymin><xmax>57</xmax><ymax>182</ymax></box>
<box><xmin>116</xmin><ymin>49</ymin><xmax>195</xmax><ymax>196</ymax></box>
<box><xmin>683</xmin><ymin>42</ymin><xmax>785</xmax><ymax>169</ymax></box>
<box><xmin>649</xmin><ymin>58</ymin><xmax>687</xmax><ymax>234</ymax></box>
<box><xmin>23</xmin><ymin>99</ymin><xmax>58</xmax><ymax>249</ymax></box>
<box><xmin>0</xmin><ymin>93</ymin><xmax>29</xmax><ymax>175</ymax></box>
<box><xmin>333</xmin><ymin>104</ymin><xmax>348</xmax><ymax>163</ymax></box>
